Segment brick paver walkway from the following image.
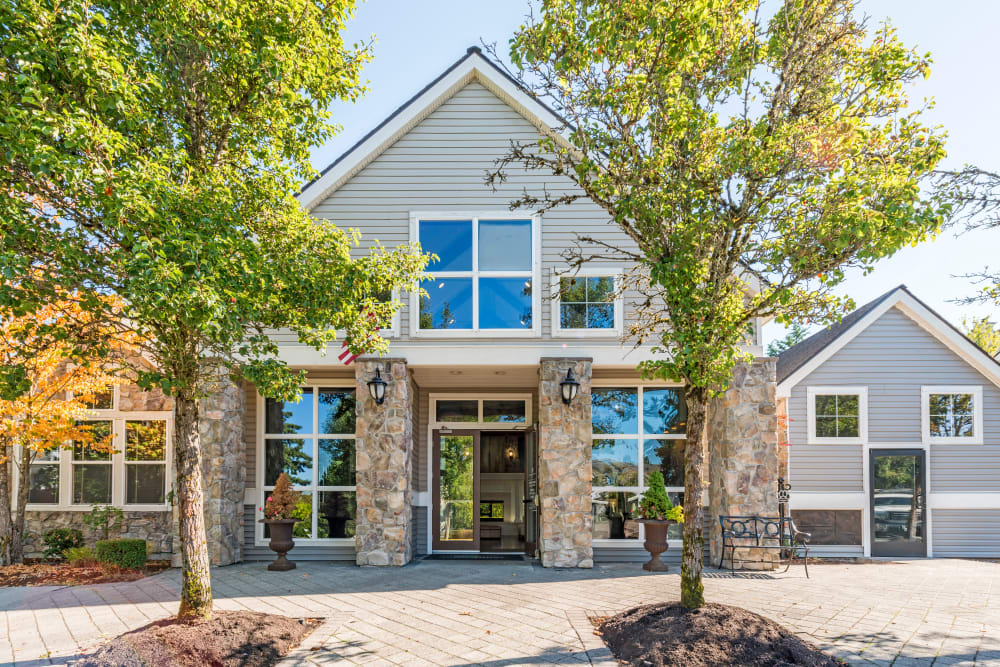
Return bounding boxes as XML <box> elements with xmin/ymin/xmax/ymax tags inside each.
<box><xmin>1</xmin><ymin>558</ymin><xmax>998</xmax><ymax>666</ymax></box>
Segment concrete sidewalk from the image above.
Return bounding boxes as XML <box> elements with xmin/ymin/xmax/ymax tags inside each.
<box><xmin>1</xmin><ymin>558</ymin><xmax>998</xmax><ymax>666</ymax></box>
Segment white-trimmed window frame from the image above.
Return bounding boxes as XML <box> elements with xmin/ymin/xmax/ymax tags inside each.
<box><xmin>921</xmin><ymin>385</ymin><xmax>983</xmax><ymax>445</ymax></box>
<box><xmin>256</xmin><ymin>383</ymin><xmax>358</xmax><ymax>546</ymax></box>
<box><xmin>408</xmin><ymin>211</ymin><xmax>542</xmax><ymax>338</ymax></box>
<box><xmin>23</xmin><ymin>386</ymin><xmax>174</xmax><ymax>512</ymax></box>
<box><xmin>591</xmin><ymin>383</ymin><xmax>685</xmax><ymax>547</ymax></box>
<box><xmin>806</xmin><ymin>386</ymin><xmax>868</xmax><ymax>445</ymax></box>
<box><xmin>551</xmin><ymin>267</ymin><xmax>625</xmax><ymax>338</ymax></box>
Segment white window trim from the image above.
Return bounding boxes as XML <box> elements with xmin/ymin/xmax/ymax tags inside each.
<box><xmin>921</xmin><ymin>385</ymin><xmax>983</xmax><ymax>445</ymax></box>
<box><xmin>591</xmin><ymin>382</ymin><xmax>686</xmax><ymax>547</ymax></box>
<box><xmin>408</xmin><ymin>211</ymin><xmax>542</xmax><ymax>338</ymax></box>
<box><xmin>256</xmin><ymin>383</ymin><xmax>358</xmax><ymax>547</ymax></box>
<box><xmin>806</xmin><ymin>386</ymin><xmax>868</xmax><ymax>445</ymax></box>
<box><xmin>23</xmin><ymin>385</ymin><xmax>174</xmax><ymax>513</ymax></box>
<box><xmin>550</xmin><ymin>267</ymin><xmax>625</xmax><ymax>338</ymax></box>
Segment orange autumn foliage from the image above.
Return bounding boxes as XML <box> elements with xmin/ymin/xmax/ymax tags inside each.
<box><xmin>0</xmin><ymin>295</ymin><xmax>137</xmax><ymax>464</ymax></box>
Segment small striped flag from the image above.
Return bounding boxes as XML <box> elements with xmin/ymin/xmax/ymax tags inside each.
<box><xmin>338</xmin><ymin>341</ymin><xmax>359</xmax><ymax>365</ymax></box>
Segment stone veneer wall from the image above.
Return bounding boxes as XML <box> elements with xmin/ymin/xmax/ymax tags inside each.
<box><xmin>197</xmin><ymin>373</ymin><xmax>246</xmax><ymax>566</ymax></box>
<box><xmin>537</xmin><ymin>358</ymin><xmax>593</xmax><ymax>568</ymax></box>
<box><xmin>23</xmin><ymin>511</ymin><xmax>173</xmax><ymax>558</ymax></box>
<box><xmin>707</xmin><ymin>358</ymin><xmax>779</xmax><ymax>568</ymax></box>
<box><xmin>354</xmin><ymin>358</ymin><xmax>413</xmax><ymax>566</ymax></box>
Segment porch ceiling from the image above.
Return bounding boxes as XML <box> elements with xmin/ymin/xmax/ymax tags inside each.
<box><xmin>410</xmin><ymin>365</ymin><xmax>539</xmax><ymax>389</ymax></box>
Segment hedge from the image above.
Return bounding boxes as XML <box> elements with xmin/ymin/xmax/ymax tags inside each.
<box><xmin>42</xmin><ymin>528</ymin><xmax>84</xmax><ymax>560</ymax></box>
<box><xmin>95</xmin><ymin>538</ymin><xmax>147</xmax><ymax>569</ymax></box>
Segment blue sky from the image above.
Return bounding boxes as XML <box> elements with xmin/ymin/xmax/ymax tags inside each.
<box><xmin>311</xmin><ymin>0</ymin><xmax>999</xmax><ymax>345</ymax></box>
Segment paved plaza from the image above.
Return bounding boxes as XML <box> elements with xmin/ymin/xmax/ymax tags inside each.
<box><xmin>1</xmin><ymin>558</ymin><xmax>999</xmax><ymax>666</ymax></box>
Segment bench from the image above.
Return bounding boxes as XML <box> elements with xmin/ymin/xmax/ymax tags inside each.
<box><xmin>718</xmin><ymin>516</ymin><xmax>811</xmax><ymax>577</ymax></box>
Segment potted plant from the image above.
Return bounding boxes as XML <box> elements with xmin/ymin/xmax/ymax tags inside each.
<box><xmin>259</xmin><ymin>473</ymin><xmax>301</xmax><ymax>571</ymax></box>
<box><xmin>638</xmin><ymin>471</ymin><xmax>684</xmax><ymax>572</ymax></box>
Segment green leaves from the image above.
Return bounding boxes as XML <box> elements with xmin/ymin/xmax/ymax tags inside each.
<box><xmin>503</xmin><ymin>0</ymin><xmax>949</xmax><ymax>394</ymax></box>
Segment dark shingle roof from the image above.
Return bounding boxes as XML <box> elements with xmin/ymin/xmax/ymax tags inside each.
<box><xmin>775</xmin><ymin>286</ymin><xmax>906</xmax><ymax>385</ymax></box>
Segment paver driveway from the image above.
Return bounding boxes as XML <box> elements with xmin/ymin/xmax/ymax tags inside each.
<box><xmin>1</xmin><ymin>558</ymin><xmax>998</xmax><ymax>666</ymax></box>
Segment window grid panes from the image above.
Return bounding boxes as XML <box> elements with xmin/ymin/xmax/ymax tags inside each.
<box><xmin>125</xmin><ymin>420</ymin><xmax>167</xmax><ymax>505</ymax></box>
<box><xmin>263</xmin><ymin>386</ymin><xmax>357</xmax><ymax>541</ymax></box>
<box><xmin>72</xmin><ymin>420</ymin><xmax>113</xmax><ymax>505</ymax></box>
<box><xmin>928</xmin><ymin>393</ymin><xmax>975</xmax><ymax>438</ymax></box>
<box><xmin>559</xmin><ymin>276</ymin><xmax>616</xmax><ymax>329</ymax></box>
<box><xmin>591</xmin><ymin>386</ymin><xmax>685</xmax><ymax>542</ymax></box>
<box><xmin>417</xmin><ymin>217</ymin><xmax>534</xmax><ymax>332</ymax></box>
<box><xmin>814</xmin><ymin>394</ymin><xmax>860</xmax><ymax>439</ymax></box>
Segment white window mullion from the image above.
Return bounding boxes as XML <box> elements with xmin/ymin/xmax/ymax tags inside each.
<box><xmin>113</xmin><ymin>419</ymin><xmax>125</xmax><ymax>506</ymax></box>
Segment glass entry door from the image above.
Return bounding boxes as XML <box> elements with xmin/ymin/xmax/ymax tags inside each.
<box><xmin>433</xmin><ymin>430</ymin><xmax>480</xmax><ymax>551</ymax></box>
<box><xmin>870</xmin><ymin>449</ymin><xmax>926</xmax><ymax>557</ymax></box>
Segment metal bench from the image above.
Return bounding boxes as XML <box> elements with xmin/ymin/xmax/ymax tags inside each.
<box><xmin>718</xmin><ymin>515</ymin><xmax>811</xmax><ymax>577</ymax></box>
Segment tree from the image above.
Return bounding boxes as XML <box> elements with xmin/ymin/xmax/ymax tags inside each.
<box><xmin>962</xmin><ymin>317</ymin><xmax>1000</xmax><ymax>357</ymax></box>
<box><xmin>491</xmin><ymin>0</ymin><xmax>949</xmax><ymax>607</ymax></box>
<box><xmin>0</xmin><ymin>296</ymin><xmax>126</xmax><ymax>565</ymax></box>
<box><xmin>767</xmin><ymin>323</ymin><xmax>811</xmax><ymax>357</ymax></box>
<box><xmin>0</xmin><ymin>0</ymin><xmax>428</xmax><ymax>619</ymax></box>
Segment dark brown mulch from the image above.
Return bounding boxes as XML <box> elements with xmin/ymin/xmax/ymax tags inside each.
<box><xmin>597</xmin><ymin>602</ymin><xmax>841</xmax><ymax>667</ymax></box>
<box><xmin>80</xmin><ymin>610</ymin><xmax>323</xmax><ymax>667</ymax></box>
<box><xmin>0</xmin><ymin>560</ymin><xmax>171</xmax><ymax>587</ymax></box>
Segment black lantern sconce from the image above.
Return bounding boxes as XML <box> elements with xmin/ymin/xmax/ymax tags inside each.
<box><xmin>560</xmin><ymin>368</ymin><xmax>580</xmax><ymax>405</ymax></box>
<box><xmin>367</xmin><ymin>367</ymin><xmax>388</xmax><ymax>405</ymax></box>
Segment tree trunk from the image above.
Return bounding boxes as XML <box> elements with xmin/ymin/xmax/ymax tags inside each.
<box><xmin>0</xmin><ymin>436</ymin><xmax>12</xmax><ymax>566</ymax></box>
<box><xmin>174</xmin><ymin>393</ymin><xmax>213</xmax><ymax>619</ymax></box>
<box><xmin>681</xmin><ymin>385</ymin><xmax>709</xmax><ymax>609</ymax></box>
<box><xmin>10</xmin><ymin>443</ymin><xmax>31</xmax><ymax>564</ymax></box>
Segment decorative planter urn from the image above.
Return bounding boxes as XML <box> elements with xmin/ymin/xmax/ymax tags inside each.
<box><xmin>261</xmin><ymin>519</ymin><xmax>297</xmax><ymax>571</ymax></box>
<box><xmin>640</xmin><ymin>519</ymin><xmax>675</xmax><ymax>572</ymax></box>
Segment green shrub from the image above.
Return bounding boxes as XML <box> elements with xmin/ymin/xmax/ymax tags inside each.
<box><xmin>42</xmin><ymin>528</ymin><xmax>84</xmax><ymax>560</ymax></box>
<box><xmin>83</xmin><ymin>505</ymin><xmax>124</xmax><ymax>540</ymax></box>
<box><xmin>639</xmin><ymin>471</ymin><xmax>684</xmax><ymax>522</ymax></box>
<box><xmin>95</xmin><ymin>538</ymin><xmax>147</xmax><ymax>570</ymax></box>
<box><xmin>63</xmin><ymin>546</ymin><xmax>97</xmax><ymax>565</ymax></box>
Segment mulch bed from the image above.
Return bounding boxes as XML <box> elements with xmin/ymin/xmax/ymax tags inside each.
<box><xmin>79</xmin><ymin>610</ymin><xmax>322</xmax><ymax>667</ymax></box>
<box><xmin>596</xmin><ymin>602</ymin><xmax>841</xmax><ymax>666</ymax></box>
<box><xmin>0</xmin><ymin>560</ymin><xmax>171</xmax><ymax>587</ymax></box>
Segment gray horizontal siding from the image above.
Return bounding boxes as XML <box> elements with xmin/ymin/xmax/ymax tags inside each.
<box><xmin>299</xmin><ymin>80</ymin><xmax>640</xmax><ymax>343</ymax></box>
<box><xmin>789</xmin><ymin>306</ymin><xmax>1000</xmax><ymax>493</ymax></box>
<box><xmin>932</xmin><ymin>509</ymin><xmax>1000</xmax><ymax>557</ymax></box>
<box><xmin>242</xmin><ymin>505</ymin><xmax>356</xmax><ymax>562</ymax></box>
<box><xmin>244</xmin><ymin>381</ymin><xmax>257</xmax><ymax>489</ymax></box>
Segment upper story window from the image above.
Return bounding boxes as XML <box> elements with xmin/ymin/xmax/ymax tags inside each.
<box><xmin>412</xmin><ymin>214</ymin><xmax>539</xmax><ymax>336</ymax></box>
<box><xmin>552</xmin><ymin>269</ymin><xmax>624</xmax><ymax>337</ymax></box>
<box><xmin>806</xmin><ymin>387</ymin><xmax>867</xmax><ymax>444</ymax></box>
<box><xmin>922</xmin><ymin>386</ymin><xmax>983</xmax><ymax>444</ymax></box>
<box><xmin>590</xmin><ymin>385</ymin><xmax>686</xmax><ymax>543</ymax></box>
<box><xmin>261</xmin><ymin>386</ymin><xmax>357</xmax><ymax>542</ymax></box>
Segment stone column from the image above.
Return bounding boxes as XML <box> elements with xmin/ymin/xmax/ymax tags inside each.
<box><xmin>707</xmin><ymin>358</ymin><xmax>779</xmax><ymax>569</ymax></box>
<box><xmin>538</xmin><ymin>358</ymin><xmax>593</xmax><ymax>568</ymax></box>
<box><xmin>354</xmin><ymin>358</ymin><xmax>413</xmax><ymax>566</ymax></box>
<box><xmin>198</xmin><ymin>373</ymin><xmax>246</xmax><ymax>566</ymax></box>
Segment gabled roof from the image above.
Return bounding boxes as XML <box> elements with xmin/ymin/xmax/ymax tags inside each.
<box><xmin>297</xmin><ymin>46</ymin><xmax>572</xmax><ymax>211</ymax></box>
<box><xmin>776</xmin><ymin>285</ymin><xmax>1000</xmax><ymax>396</ymax></box>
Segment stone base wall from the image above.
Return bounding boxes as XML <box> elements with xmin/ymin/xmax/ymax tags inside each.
<box><xmin>23</xmin><ymin>511</ymin><xmax>173</xmax><ymax>558</ymax></box>
<box><xmin>538</xmin><ymin>358</ymin><xmax>593</xmax><ymax>568</ymax></box>
<box><xmin>354</xmin><ymin>359</ymin><xmax>413</xmax><ymax>566</ymax></box>
<box><xmin>707</xmin><ymin>358</ymin><xmax>780</xmax><ymax>569</ymax></box>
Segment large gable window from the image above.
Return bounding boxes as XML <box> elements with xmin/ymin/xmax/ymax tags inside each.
<box><xmin>922</xmin><ymin>386</ymin><xmax>983</xmax><ymax>444</ymax></box>
<box><xmin>413</xmin><ymin>215</ymin><xmax>539</xmax><ymax>335</ymax></box>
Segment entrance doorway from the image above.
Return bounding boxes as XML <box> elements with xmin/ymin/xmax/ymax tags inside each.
<box><xmin>870</xmin><ymin>449</ymin><xmax>926</xmax><ymax>557</ymax></box>
<box><xmin>432</xmin><ymin>429</ymin><xmax>537</xmax><ymax>555</ymax></box>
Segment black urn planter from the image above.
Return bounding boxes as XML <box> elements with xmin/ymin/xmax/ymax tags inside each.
<box><xmin>261</xmin><ymin>519</ymin><xmax>297</xmax><ymax>571</ymax></box>
<box><xmin>640</xmin><ymin>519</ymin><xmax>675</xmax><ymax>572</ymax></box>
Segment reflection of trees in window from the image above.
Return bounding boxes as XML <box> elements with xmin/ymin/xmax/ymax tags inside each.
<box><xmin>319</xmin><ymin>440</ymin><xmax>354</xmax><ymax>486</ymax></box>
<box><xmin>646</xmin><ymin>440</ymin><xmax>685</xmax><ymax>487</ymax></box>
<box><xmin>319</xmin><ymin>390</ymin><xmax>355</xmax><ymax>434</ymax></box>
<box><xmin>265</xmin><ymin>439</ymin><xmax>312</xmax><ymax>486</ymax></box>
<box><xmin>419</xmin><ymin>298</ymin><xmax>455</xmax><ymax>329</ymax></box>
<box><xmin>928</xmin><ymin>393</ymin><xmax>974</xmax><ymax>437</ymax></box>
<box><xmin>318</xmin><ymin>491</ymin><xmax>356</xmax><ymax>538</ymax></box>
<box><xmin>440</xmin><ymin>436</ymin><xmax>473</xmax><ymax>540</ymax></box>
<box><xmin>591</xmin><ymin>388</ymin><xmax>637</xmax><ymax>434</ymax></box>
<box><xmin>643</xmin><ymin>389</ymin><xmax>686</xmax><ymax>435</ymax></box>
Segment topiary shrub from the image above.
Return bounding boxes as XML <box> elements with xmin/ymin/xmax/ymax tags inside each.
<box><xmin>639</xmin><ymin>471</ymin><xmax>684</xmax><ymax>522</ymax></box>
<box><xmin>95</xmin><ymin>538</ymin><xmax>147</xmax><ymax>570</ymax></box>
<box><xmin>42</xmin><ymin>528</ymin><xmax>84</xmax><ymax>560</ymax></box>
<box><xmin>262</xmin><ymin>472</ymin><xmax>301</xmax><ymax>520</ymax></box>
